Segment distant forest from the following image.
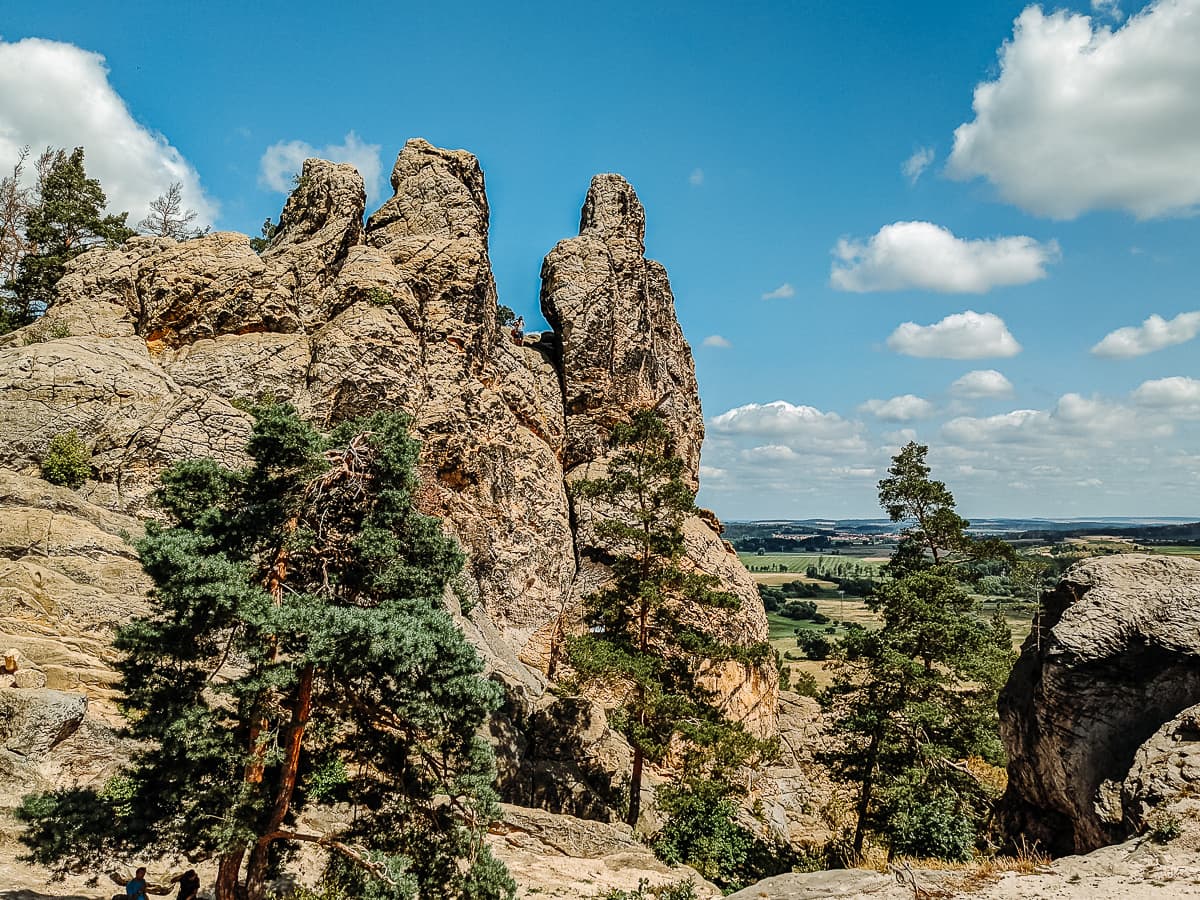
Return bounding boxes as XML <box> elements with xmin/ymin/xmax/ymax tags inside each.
<box><xmin>724</xmin><ymin>519</ymin><xmax>1200</xmax><ymax>554</ymax></box>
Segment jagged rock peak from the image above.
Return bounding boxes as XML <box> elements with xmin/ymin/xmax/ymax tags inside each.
<box><xmin>580</xmin><ymin>173</ymin><xmax>645</xmax><ymax>253</ymax></box>
<box><xmin>541</xmin><ymin>173</ymin><xmax>704</xmax><ymax>482</ymax></box>
<box><xmin>267</xmin><ymin>158</ymin><xmax>365</xmax><ymax>251</ymax></box>
<box><xmin>367</xmin><ymin>138</ymin><xmax>490</xmax><ymax>242</ymax></box>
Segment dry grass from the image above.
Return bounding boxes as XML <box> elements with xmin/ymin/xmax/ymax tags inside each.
<box><xmin>858</xmin><ymin>842</ymin><xmax>1051</xmax><ymax>899</ymax></box>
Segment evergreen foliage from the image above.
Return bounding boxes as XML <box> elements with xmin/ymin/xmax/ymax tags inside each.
<box><xmin>249</xmin><ymin>218</ymin><xmax>278</xmax><ymax>253</ymax></box>
<box><xmin>563</xmin><ymin>410</ymin><xmax>770</xmax><ymax>829</ymax></box>
<box><xmin>18</xmin><ymin>405</ymin><xmax>513</xmax><ymax>900</ymax></box>
<box><xmin>820</xmin><ymin>442</ymin><xmax>1015</xmax><ymax>862</ymax></box>
<box><xmin>651</xmin><ymin>780</ymin><xmax>802</xmax><ymax>891</ymax></box>
<box><xmin>4</xmin><ymin>147</ymin><xmax>133</xmax><ymax>331</ymax></box>
<box><xmin>39</xmin><ymin>429</ymin><xmax>91</xmax><ymax>489</ymax></box>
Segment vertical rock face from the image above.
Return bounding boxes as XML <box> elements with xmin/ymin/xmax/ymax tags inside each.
<box><xmin>998</xmin><ymin>554</ymin><xmax>1200</xmax><ymax>855</ymax></box>
<box><xmin>542</xmin><ymin>174</ymin><xmax>704</xmax><ymax>484</ymax></box>
<box><xmin>0</xmin><ymin>139</ymin><xmax>776</xmax><ymax>812</ymax></box>
<box><xmin>539</xmin><ymin>174</ymin><xmax>772</xmax><ymax>733</ymax></box>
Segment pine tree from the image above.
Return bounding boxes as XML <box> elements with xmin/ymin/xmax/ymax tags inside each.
<box><xmin>820</xmin><ymin>442</ymin><xmax>1015</xmax><ymax>862</ymax></box>
<box><xmin>5</xmin><ymin>147</ymin><xmax>133</xmax><ymax>330</ymax></box>
<box><xmin>18</xmin><ymin>405</ymin><xmax>514</xmax><ymax>900</ymax></box>
<box><xmin>564</xmin><ymin>410</ymin><xmax>769</xmax><ymax>829</ymax></box>
<box><xmin>139</xmin><ymin>181</ymin><xmax>204</xmax><ymax>240</ymax></box>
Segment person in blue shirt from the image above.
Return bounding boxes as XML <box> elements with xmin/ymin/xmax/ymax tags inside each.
<box><xmin>125</xmin><ymin>867</ymin><xmax>149</xmax><ymax>900</ymax></box>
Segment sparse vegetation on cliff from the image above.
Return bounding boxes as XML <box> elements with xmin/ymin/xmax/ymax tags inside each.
<box><xmin>39</xmin><ymin>429</ymin><xmax>90</xmax><ymax>488</ymax></box>
<box><xmin>2</xmin><ymin>146</ymin><xmax>133</xmax><ymax>334</ymax></box>
<box><xmin>564</xmin><ymin>410</ymin><xmax>771</xmax><ymax>833</ymax></box>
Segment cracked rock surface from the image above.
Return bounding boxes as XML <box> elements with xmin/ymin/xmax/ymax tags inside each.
<box><xmin>999</xmin><ymin>554</ymin><xmax>1200</xmax><ymax>854</ymax></box>
<box><xmin>0</xmin><ymin>138</ymin><xmax>775</xmax><ymax>820</ymax></box>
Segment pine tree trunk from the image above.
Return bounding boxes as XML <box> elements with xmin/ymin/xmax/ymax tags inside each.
<box><xmin>215</xmin><ymin>848</ymin><xmax>245</xmax><ymax>900</ymax></box>
<box><xmin>626</xmin><ymin>745</ymin><xmax>644</xmax><ymax>828</ymax></box>
<box><xmin>851</xmin><ymin>732</ymin><xmax>881</xmax><ymax>862</ymax></box>
<box><xmin>244</xmin><ymin>663</ymin><xmax>315</xmax><ymax>900</ymax></box>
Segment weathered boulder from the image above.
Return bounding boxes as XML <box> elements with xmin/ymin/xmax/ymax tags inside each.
<box><xmin>487</xmin><ymin>803</ymin><xmax>721</xmax><ymax>899</ymax></box>
<box><xmin>999</xmin><ymin>553</ymin><xmax>1200</xmax><ymax>854</ymax></box>
<box><xmin>0</xmin><ymin>472</ymin><xmax>148</xmax><ymax>707</ymax></box>
<box><xmin>1122</xmin><ymin>703</ymin><xmax>1200</xmax><ymax>833</ymax></box>
<box><xmin>0</xmin><ymin>688</ymin><xmax>86</xmax><ymax>758</ymax></box>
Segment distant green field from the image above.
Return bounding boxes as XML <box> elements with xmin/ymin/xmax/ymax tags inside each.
<box><xmin>1150</xmin><ymin>545</ymin><xmax>1200</xmax><ymax>558</ymax></box>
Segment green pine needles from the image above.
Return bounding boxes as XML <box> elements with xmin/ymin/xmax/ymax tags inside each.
<box><xmin>18</xmin><ymin>405</ymin><xmax>514</xmax><ymax>900</ymax></box>
<box><xmin>4</xmin><ymin>147</ymin><xmax>134</xmax><ymax>333</ymax></box>
<box><xmin>564</xmin><ymin>410</ymin><xmax>770</xmax><ymax>830</ymax></box>
<box><xmin>820</xmin><ymin>442</ymin><xmax>1016</xmax><ymax>863</ymax></box>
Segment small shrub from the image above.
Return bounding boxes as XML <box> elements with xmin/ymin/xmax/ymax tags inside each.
<box><xmin>41</xmin><ymin>430</ymin><xmax>91</xmax><ymax>489</ymax></box>
<box><xmin>796</xmin><ymin>632</ymin><xmax>832</xmax><ymax>661</ymax></box>
<box><xmin>603</xmin><ymin>877</ymin><xmax>697</xmax><ymax>900</ymax></box>
<box><xmin>496</xmin><ymin>304</ymin><xmax>518</xmax><ymax>328</ymax></box>
<box><xmin>1146</xmin><ymin>811</ymin><xmax>1182</xmax><ymax>844</ymax></box>
<box><xmin>23</xmin><ymin>320</ymin><xmax>71</xmax><ymax>345</ymax></box>
<box><xmin>365</xmin><ymin>286</ymin><xmax>396</xmax><ymax>306</ymax></box>
<box><xmin>652</xmin><ymin>781</ymin><xmax>799</xmax><ymax>892</ymax></box>
<box><xmin>886</xmin><ymin>792</ymin><xmax>975</xmax><ymax>862</ymax></box>
<box><xmin>775</xmin><ymin>651</ymin><xmax>791</xmax><ymax>692</ymax></box>
<box><xmin>249</xmin><ymin>218</ymin><xmax>278</xmax><ymax>253</ymax></box>
<box><xmin>231</xmin><ymin>391</ymin><xmax>282</xmax><ymax>413</ymax></box>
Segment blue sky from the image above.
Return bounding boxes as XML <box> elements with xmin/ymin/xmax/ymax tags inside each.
<box><xmin>2</xmin><ymin>0</ymin><xmax>1198</xmax><ymax>519</ymax></box>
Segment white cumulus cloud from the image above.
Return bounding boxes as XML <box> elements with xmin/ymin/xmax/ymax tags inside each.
<box><xmin>1091</xmin><ymin>311</ymin><xmax>1200</xmax><ymax>358</ymax></box>
<box><xmin>830</xmin><ymin>221</ymin><xmax>1059</xmax><ymax>293</ymax></box>
<box><xmin>887</xmin><ymin>311</ymin><xmax>1022</xmax><ymax>359</ymax></box>
<box><xmin>947</xmin><ymin>1</ymin><xmax>1200</xmax><ymax>219</ymax></box>
<box><xmin>711</xmin><ymin>401</ymin><xmax>850</xmax><ymax>436</ymax></box>
<box><xmin>1092</xmin><ymin>0</ymin><xmax>1125</xmax><ymax>20</ymax></box>
<box><xmin>702</xmin><ymin>334</ymin><xmax>731</xmax><ymax>348</ymax></box>
<box><xmin>0</xmin><ymin>37</ymin><xmax>217</xmax><ymax>227</ymax></box>
<box><xmin>1133</xmin><ymin>376</ymin><xmax>1200</xmax><ymax>416</ymax></box>
<box><xmin>260</xmin><ymin>131</ymin><xmax>383</xmax><ymax>201</ymax></box>
<box><xmin>943</xmin><ymin>391</ymin><xmax>1165</xmax><ymax>447</ymax></box>
<box><xmin>902</xmin><ymin>147</ymin><xmax>935</xmax><ymax>184</ymax></box>
<box><xmin>950</xmin><ymin>369</ymin><xmax>1014</xmax><ymax>398</ymax></box>
<box><xmin>858</xmin><ymin>395</ymin><xmax>935</xmax><ymax>421</ymax></box>
<box><xmin>761</xmin><ymin>283</ymin><xmax>795</xmax><ymax>300</ymax></box>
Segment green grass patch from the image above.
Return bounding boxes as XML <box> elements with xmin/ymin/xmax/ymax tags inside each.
<box><xmin>1150</xmin><ymin>545</ymin><xmax>1200</xmax><ymax>558</ymax></box>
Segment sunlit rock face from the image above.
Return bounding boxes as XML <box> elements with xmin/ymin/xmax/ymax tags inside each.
<box><xmin>0</xmin><ymin>139</ymin><xmax>776</xmax><ymax>815</ymax></box>
<box><xmin>998</xmin><ymin>553</ymin><xmax>1200</xmax><ymax>854</ymax></box>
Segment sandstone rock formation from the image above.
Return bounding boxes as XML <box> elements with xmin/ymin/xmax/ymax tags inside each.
<box><xmin>486</xmin><ymin>804</ymin><xmax>721</xmax><ymax>899</ymax></box>
<box><xmin>999</xmin><ymin>554</ymin><xmax>1200</xmax><ymax>854</ymax></box>
<box><xmin>1122</xmin><ymin>703</ymin><xmax>1200</xmax><ymax>834</ymax></box>
<box><xmin>0</xmin><ymin>138</ymin><xmax>776</xmax><ymax>822</ymax></box>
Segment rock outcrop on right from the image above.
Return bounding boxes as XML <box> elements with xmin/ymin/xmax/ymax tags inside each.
<box><xmin>998</xmin><ymin>553</ymin><xmax>1200</xmax><ymax>855</ymax></box>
